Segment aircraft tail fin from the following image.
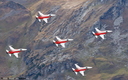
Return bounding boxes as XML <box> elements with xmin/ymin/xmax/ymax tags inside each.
<box><xmin>72</xmin><ymin>68</ymin><xmax>77</xmax><ymax>75</ymax></box>
<box><xmin>53</xmin><ymin>40</ymin><xmax>56</xmax><ymax>43</ymax></box>
<box><xmin>6</xmin><ymin>50</ymin><xmax>11</xmax><ymax>57</ymax></box>
<box><xmin>92</xmin><ymin>31</ymin><xmax>95</xmax><ymax>35</ymax></box>
<box><xmin>6</xmin><ymin>50</ymin><xmax>9</xmax><ymax>53</ymax></box>
<box><xmin>35</xmin><ymin>15</ymin><xmax>38</xmax><ymax>18</ymax></box>
<box><xmin>9</xmin><ymin>54</ymin><xmax>11</xmax><ymax>57</ymax></box>
<box><xmin>53</xmin><ymin>40</ymin><xmax>58</xmax><ymax>47</ymax></box>
<box><xmin>92</xmin><ymin>32</ymin><xmax>98</xmax><ymax>38</ymax></box>
<box><xmin>35</xmin><ymin>15</ymin><xmax>41</xmax><ymax>22</ymax></box>
<box><xmin>72</xmin><ymin>68</ymin><xmax>75</xmax><ymax>71</ymax></box>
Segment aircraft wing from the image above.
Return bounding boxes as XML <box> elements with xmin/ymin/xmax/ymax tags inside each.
<box><xmin>9</xmin><ymin>46</ymin><xmax>15</xmax><ymax>51</ymax></box>
<box><xmin>13</xmin><ymin>53</ymin><xmax>19</xmax><ymax>58</ymax></box>
<box><xmin>56</xmin><ymin>36</ymin><xmax>62</xmax><ymax>41</ymax></box>
<box><xmin>60</xmin><ymin>43</ymin><xmax>65</xmax><ymax>48</ymax></box>
<box><xmin>80</xmin><ymin>71</ymin><xmax>85</xmax><ymax>76</ymax></box>
<box><xmin>43</xmin><ymin>18</ymin><xmax>48</xmax><ymax>23</ymax></box>
<box><xmin>75</xmin><ymin>64</ymin><xmax>81</xmax><ymax>69</ymax></box>
<box><xmin>95</xmin><ymin>28</ymin><xmax>101</xmax><ymax>33</ymax></box>
<box><xmin>99</xmin><ymin>35</ymin><xmax>105</xmax><ymax>39</ymax></box>
<box><xmin>38</xmin><ymin>11</ymin><xmax>44</xmax><ymax>16</ymax></box>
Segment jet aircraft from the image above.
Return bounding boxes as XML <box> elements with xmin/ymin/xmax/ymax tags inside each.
<box><xmin>92</xmin><ymin>28</ymin><xmax>112</xmax><ymax>39</ymax></box>
<box><xmin>6</xmin><ymin>45</ymin><xmax>27</xmax><ymax>58</ymax></box>
<box><xmin>53</xmin><ymin>36</ymin><xmax>73</xmax><ymax>48</ymax></box>
<box><xmin>72</xmin><ymin>64</ymin><xmax>92</xmax><ymax>76</ymax></box>
<box><xmin>36</xmin><ymin>11</ymin><xmax>55</xmax><ymax>23</ymax></box>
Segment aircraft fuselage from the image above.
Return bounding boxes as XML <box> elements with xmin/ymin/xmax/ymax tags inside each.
<box><xmin>37</xmin><ymin>16</ymin><xmax>51</xmax><ymax>19</ymax></box>
<box><xmin>94</xmin><ymin>32</ymin><xmax>107</xmax><ymax>36</ymax></box>
<box><xmin>74</xmin><ymin>69</ymin><xmax>86</xmax><ymax>72</ymax></box>
<box><xmin>8</xmin><ymin>50</ymin><xmax>21</xmax><ymax>54</ymax></box>
<box><xmin>55</xmin><ymin>41</ymin><xmax>68</xmax><ymax>44</ymax></box>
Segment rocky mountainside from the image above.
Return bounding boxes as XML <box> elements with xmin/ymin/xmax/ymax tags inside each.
<box><xmin>0</xmin><ymin>0</ymin><xmax>128</xmax><ymax>80</ymax></box>
<box><xmin>0</xmin><ymin>0</ymin><xmax>30</xmax><ymax>78</ymax></box>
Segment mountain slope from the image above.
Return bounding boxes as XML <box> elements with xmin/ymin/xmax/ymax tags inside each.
<box><xmin>0</xmin><ymin>0</ymin><xmax>128</xmax><ymax>80</ymax></box>
<box><xmin>0</xmin><ymin>0</ymin><xmax>30</xmax><ymax>77</ymax></box>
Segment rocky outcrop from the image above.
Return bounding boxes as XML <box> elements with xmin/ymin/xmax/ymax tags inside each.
<box><xmin>24</xmin><ymin>59</ymin><xmax>77</xmax><ymax>80</ymax></box>
<box><xmin>111</xmin><ymin>75</ymin><xmax>128</xmax><ymax>80</ymax></box>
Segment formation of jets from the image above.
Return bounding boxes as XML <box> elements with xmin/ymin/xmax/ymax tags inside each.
<box><xmin>4</xmin><ymin>11</ymin><xmax>113</xmax><ymax>77</ymax></box>
<box><xmin>35</xmin><ymin>11</ymin><xmax>112</xmax><ymax>76</ymax></box>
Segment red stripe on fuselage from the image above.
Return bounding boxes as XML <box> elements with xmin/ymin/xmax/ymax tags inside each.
<box><xmin>55</xmin><ymin>41</ymin><xmax>68</xmax><ymax>44</ymax></box>
<box><xmin>95</xmin><ymin>32</ymin><xmax>107</xmax><ymax>36</ymax></box>
<box><xmin>8</xmin><ymin>51</ymin><xmax>21</xmax><ymax>54</ymax></box>
<box><xmin>74</xmin><ymin>69</ymin><xmax>86</xmax><ymax>72</ymax></box>
<box><xmin>37</xmin><ymin>16</ymin><xmax>51</xmax><ymax>19</ymax></box>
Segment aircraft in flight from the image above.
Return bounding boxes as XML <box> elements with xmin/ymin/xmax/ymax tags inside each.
<box><xmin>36</xmin><ymin>11</ymin><xmax>55</xmax><ymax>23</ymax></box>
<box><xmin>72</xmin><ymin>64</ymin><xmax>92</xmax><ymax>76</ymax></box>
<box><xmin>92</xmin><ymin>28</ymin><xmax>112</xmax><ymax>39</ymax></box>
<box><xmin>6</xmin><ymin>45</ymin><xmax>27</xmax><ymax>58</ymax></box>
<box><xmin>53</xmin><ymin>36</ymin><xmax>73</xmax><ymax>48</ymax></box>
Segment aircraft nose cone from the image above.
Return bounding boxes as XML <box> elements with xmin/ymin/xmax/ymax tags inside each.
<box><xmin>87</xmin><ymin>67</ymin><xmax>92</xmax><ymax>69</ymax></box>
<box><xmin>68</xmin><ymin>39</ymin><xmax>73</xmax><ymax>41</ymax></box>
<box><xmin>50</xmin><ymin>14</ymin><xmax>56</xmax><ymax>16</ymax></box>
<box><xmin>22</xmin><ymin>49</ymin><xmax>27</xmax><ymax>51</ymax></box>
<box><xmin>107</xmin><ymin>30</ymin><xmax>112</xmax><ymax>32</ymax></box>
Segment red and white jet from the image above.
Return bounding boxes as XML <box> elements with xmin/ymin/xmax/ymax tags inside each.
<box><xmin>6</xmin><ymin>45</ymin><xmax>27</xmax><ymax>58</ymax></box>
<box><xmin>36</xmin><ymin>11</ymin><xmax>55</xmax><ymax>23</ymax></box>
<box><xmin>72</xmin><ymin>64</ymin><xmax>92</xmax><ymax>76</ymax></box>
<box><xmin>53</xmin><ymin>36</ymin><xmax>73</xmax><ymax>48</ymax></box>
<box><xmin>92</xmin><ymin>28</ymin><xmax>112</xmax><ymax>39</ymax></box>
